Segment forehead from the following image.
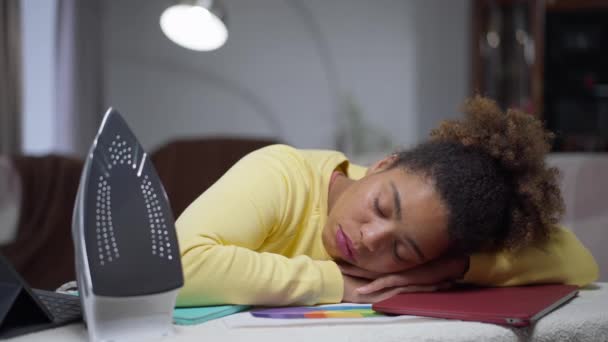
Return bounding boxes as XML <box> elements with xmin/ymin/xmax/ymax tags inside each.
<box><xmin>383</xmin><ymin>167</ymin><xmax>446</xmax><ymax>216</ymax></box>
<box><xmin>377</xmin><ymin>167</ymin><xmax>450</xmax><ymax>257</ymax></box>
<box><xmin>374</xmin><ymin>167</ymin><xmax>435</xmax><ymax>198</ymax></box>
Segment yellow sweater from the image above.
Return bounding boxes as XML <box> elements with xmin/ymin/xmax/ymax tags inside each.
<box><xmin>175</xmin><ymin>144</ymin><xmax>599</xmax><ymax>307</ymax></box>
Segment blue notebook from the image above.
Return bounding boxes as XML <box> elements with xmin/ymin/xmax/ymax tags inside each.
<box><xmin>173</xmin><ymin>305</ymin><xmax>250</xmax><ymax>325</ymax></box>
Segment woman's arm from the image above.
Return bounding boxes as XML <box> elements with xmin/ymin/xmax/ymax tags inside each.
<box><xmin>464</xmin><ymin>226</ymin><xmax>599</xmax><ymax>287</ymax></box>
<box><xmin>175</xmin><ymin>146</ymin><xmax>343</xmax><ymax>307</ymax></box>
<box><xmin>334</xmin><ymin>226</ymin><xmax>597</xmax><ymax>297</ymax></box>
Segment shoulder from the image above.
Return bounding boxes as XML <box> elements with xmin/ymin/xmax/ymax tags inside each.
<box><xmin>242</xmin><ymin>144</ymin><xmax>304</xmax><ymax>165</ymax></box>
<box><xmin>241</xmin><ymin>144</ymin><xmax>348</xmax><ymax>177</ymax></box>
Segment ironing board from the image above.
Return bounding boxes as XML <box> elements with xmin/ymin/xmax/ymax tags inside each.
<box><xmin>7</xmin><ymin>282</ymin><xmax>608</xmax><ymax>342</ymax></box>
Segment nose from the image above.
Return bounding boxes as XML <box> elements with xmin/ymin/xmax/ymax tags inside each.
<box><xmin>360</xmin><ymin>222</ymin><xmax>394</xmax><ymax>253</ymax></box>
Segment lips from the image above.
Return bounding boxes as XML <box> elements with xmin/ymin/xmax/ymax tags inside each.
<box><xmin>336</xmin><ymin>225</ymin><xmax>356</xmax><ymax>262</ymax></box>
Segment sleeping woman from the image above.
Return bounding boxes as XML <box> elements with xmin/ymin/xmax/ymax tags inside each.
<box><xmin>175</xmin><ymin>96</ymin><xmax>598</xmax><ymax>306</ymax></box>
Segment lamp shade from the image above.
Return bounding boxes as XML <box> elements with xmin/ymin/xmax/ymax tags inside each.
<box><xmin>160</xmin><ymin>1</ymin><xmax>228</xmax><ymax>51</ymax></box>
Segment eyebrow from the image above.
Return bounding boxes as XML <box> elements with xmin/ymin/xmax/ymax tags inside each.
<box><xmin>389</xmin><ymin>181</ymin><xmax>402</xmax><ymax>221</ymax></box>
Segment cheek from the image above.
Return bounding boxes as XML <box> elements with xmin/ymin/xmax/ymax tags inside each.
<box><xmin>335</xmin><ymin>194</ymin><xmax>372</xmax><ymax>224</ymax></box>
<box><xmin>416</xmin><ymin>226</ymin><xmax>450</xmax><ymax>260</ymax></box>
<box><xmin>357</xmin><ymin>252</ymin><xmax>417</xmax><ymax>273</ymax></box>
<box><xmin>359</xmin><ymin>260</ymin><xmax>414</xmax><ymax>274</ymax></box>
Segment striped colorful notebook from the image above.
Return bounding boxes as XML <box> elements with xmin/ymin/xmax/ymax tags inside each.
<box><xmin>250</xmin><ymin>304</ymin><xmax>384</xmax><ymax>319</ymax></box>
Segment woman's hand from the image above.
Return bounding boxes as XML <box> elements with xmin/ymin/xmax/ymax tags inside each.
<box><xmin>342</xmin><ymin>274</ymin><xmax>451</xmax><ymax>303</ymax></box>
<box><xmin>356</xmin><ymin>255</ymin><xmax>470</xmax><ymax>295</ymax></box>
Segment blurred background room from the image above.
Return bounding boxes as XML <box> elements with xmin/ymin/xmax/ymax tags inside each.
<box><xmin>0</xmin><ymin>0</ymin><xmax>607</xmax><ymax>289</ymax></box>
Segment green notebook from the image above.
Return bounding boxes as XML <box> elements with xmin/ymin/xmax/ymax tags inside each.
<box><xmin>173</xmin><ymin>305</ymin><xmax>250</xmax><ymax>325</ymax></box>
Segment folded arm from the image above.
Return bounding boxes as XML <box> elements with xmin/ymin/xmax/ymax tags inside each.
<box><xmin>465</xmin><ymin>226</ymin><xmax>599</xmax><ymax>287</ymax></box>
<box><xmin>175</xmin><ymin>146</ymin><xmax>344</xmax><ymax>306</ymax></box>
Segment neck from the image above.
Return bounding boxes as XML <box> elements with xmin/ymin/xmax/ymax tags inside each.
<box><xmin>327</xmin><ymin>172</ymin><xmax>353</xmax><ymax>213</ymax></box>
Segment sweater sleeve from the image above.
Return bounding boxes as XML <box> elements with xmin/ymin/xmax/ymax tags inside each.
<box><xmin>175</xmin><ymin>146</ymin><xmax>343</xmax><ymax>307</ymax></box>
<box><xmin>464</xmin><ymin>226</ymin><xmax>599</xmax><ymax>287</ymax></box>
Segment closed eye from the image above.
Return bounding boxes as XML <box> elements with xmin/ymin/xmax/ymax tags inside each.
<box><xmin>374</xmin><ymin>197</ymin><xmax>386</xmax><ymax>218</ymax></box>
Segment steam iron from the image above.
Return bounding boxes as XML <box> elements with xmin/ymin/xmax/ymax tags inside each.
<box><xmin>72</xmin><ymin>108</ymin><xmax>183</xmax><ymax>341</ymax></box>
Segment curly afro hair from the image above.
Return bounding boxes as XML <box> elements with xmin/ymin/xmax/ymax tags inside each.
<box><xmin>390</xmin><ymin>96</ymin><xmax>564</xmax><ymax>254</ymax></box>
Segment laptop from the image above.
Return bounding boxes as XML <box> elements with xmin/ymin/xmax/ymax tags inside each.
<box><xmin>0</xmin><ymin>254</ymin><xmax>81</xmax><ymax>339</ymax></box>
<box><xmin>372</xmin><ymin>284</ymin><xmax>578</xmax><ymax>327</ymax></box>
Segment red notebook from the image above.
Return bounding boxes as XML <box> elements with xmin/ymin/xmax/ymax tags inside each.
<box><xmin>372</xmin><ymin>284</ymin><xmax>578</xmax><ymax>327</ymax></box>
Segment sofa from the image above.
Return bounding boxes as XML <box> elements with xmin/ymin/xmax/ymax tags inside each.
<box><xmin>0</xmin><ymin>137</ymin><xmax>276</xmax><ymax>290</ymax></box>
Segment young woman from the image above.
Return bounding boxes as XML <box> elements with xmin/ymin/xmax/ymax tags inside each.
<box><xmin>175</xmin><ymin>96</ymin><xmax>598</xmax><ymax>306</ymax></box>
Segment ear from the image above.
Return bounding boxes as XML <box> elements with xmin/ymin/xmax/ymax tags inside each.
<box><xmin>366</xmin><ymin>154</ymin><xmax>398</xmax><ymax>175</ymax></box>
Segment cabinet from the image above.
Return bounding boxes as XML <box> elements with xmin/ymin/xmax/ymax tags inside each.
<box><xmin>471</xmin><ymin>0</ymin><xmax>608</xmax><ymax>151</ymax></box>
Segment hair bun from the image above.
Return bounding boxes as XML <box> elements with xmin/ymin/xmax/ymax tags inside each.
<box><xmin>429</xmin><ymin>96</ymin><xmax>564</xmax><ymax>249</ymax></box>
<box><xmin>430</xmin><ymin>95</ymin><xmax>553</xmax><ymax>173</ymax></box>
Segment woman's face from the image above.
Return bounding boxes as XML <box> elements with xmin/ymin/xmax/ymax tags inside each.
<box><xmin>322</xmin><ymin>160</ymin><xmax>450</xmax><ymax>273</ymax></box>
